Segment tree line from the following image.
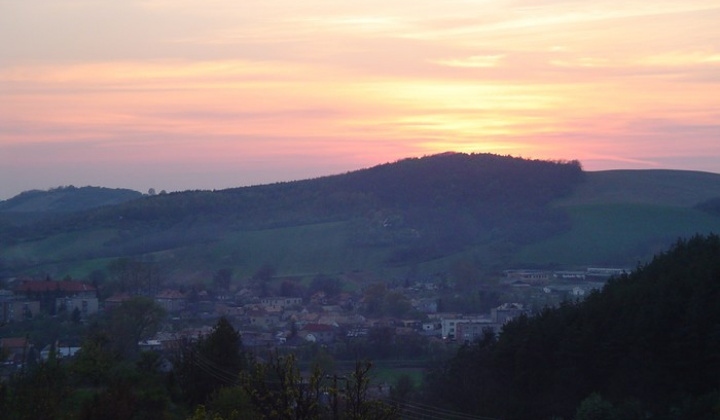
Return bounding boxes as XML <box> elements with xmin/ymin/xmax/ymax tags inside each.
<box><xmin>423</xmin><ymin>234</ymin><xmax>720</xmax><ymax>420</ymax></box>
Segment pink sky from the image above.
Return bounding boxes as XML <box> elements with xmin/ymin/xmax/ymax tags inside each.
<box><xmin>1</xmin><ymin>0</ymin><xmax>719</xmax><ymax>199</ymax></box>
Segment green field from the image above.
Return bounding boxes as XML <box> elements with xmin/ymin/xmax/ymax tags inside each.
<box><xmin>556</xmin><ymin>169</ymin><xmax>720</xmax><ymax>208</ymax></box>
<box><xmin>515</xmin><ymin>203</ymin><xmax>720</xmax><ymax>267</ymax></box>
<box><xmin>166</xmin><ymin>221</ymin><xmax>398</xmax><ymax>281</ymax></box>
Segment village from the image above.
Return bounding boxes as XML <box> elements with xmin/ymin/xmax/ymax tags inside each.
<box><xmin>0</xmin><ymin>266</ymin><xmax>625</xmax><ymax>378</ymax></box>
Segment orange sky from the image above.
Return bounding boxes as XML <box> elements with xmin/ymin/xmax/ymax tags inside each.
<box><xmin>1</xmin><ymin>0</ymin><xmax>719</xmax><ymax>198</ymax></box>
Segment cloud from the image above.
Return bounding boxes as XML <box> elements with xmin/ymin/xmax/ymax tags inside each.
<box><xmin>434</xmin><ymin>54</ymin><xmax>506</xmax><ymax>68</ymax></box>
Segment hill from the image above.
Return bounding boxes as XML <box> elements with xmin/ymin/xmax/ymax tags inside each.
<box><xmin>555</xmin><ymin>169</ymin><xmax>720</xmax><ymax>207</ymax></box>
<box><xmin>1</xmin><ymin>153</ymin><xmax>719</xmax><ymax>283</ymax></box>
<box><xmin>513</xmin><ymin>169</ymin><xmax>720</xmax><ymax>267</ymax></box>
<box><xmin>0</xmin><ymin>153</ymin><xmax>583</xmax><ymax>279</ymax></box>
<box><xmin>0</xmin><ymin>185</ymin><xmax>142</xmax><ymax>213</ymax></box>
<box><xmin>425</xmin><ymin>234</ymin><xmax>720</xmax><ymax>420</ymax></box>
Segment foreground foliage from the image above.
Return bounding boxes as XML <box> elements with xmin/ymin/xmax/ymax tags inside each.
<box><xmin>1</xmin><ymin>316</ymin><xmax>398</xmax><ymax>420</ymax></box>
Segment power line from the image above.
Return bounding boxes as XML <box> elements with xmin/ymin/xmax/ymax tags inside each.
<box><xmin>389</xmin><ymin>398</ymin><xmax>503</xmax><ymax>420</ymax></box>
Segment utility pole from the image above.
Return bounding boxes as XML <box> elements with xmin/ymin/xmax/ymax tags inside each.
<box><xmin>328</xmin><ymin>373</ymin><xmax>347</xmax><ymax>420</ymax></box>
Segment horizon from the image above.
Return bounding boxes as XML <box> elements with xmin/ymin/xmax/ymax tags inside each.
<box><xmin>2</xmin><ymin>152</ymin><xmax>719</xmax><ymax>201</ymax></box>
<box><xmin>2</xmin><ymin>0</ymin><xmax>719</xmax><ymax>200</ymax></box>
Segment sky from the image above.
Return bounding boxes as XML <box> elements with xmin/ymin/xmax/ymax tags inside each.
<box><xmin>1</xmin><ymin>0</ymin><xmax>719</xmax><ymax>199</ymax></box>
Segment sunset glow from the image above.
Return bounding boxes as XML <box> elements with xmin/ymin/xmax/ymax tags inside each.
<box><xmin>1</xmin><ymin>0</ymin><xmax>719</xmax><ymax>198</ymax></box>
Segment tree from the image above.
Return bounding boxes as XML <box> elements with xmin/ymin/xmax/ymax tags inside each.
<box><xmin>71</xmin><ymin>330</ymin><xmax>118</xmax><ymax>386</ymax></box>
<box><xmin>4</xmin><ymin>349</ymin><xmax>70</xmax><ymax>420</ymax></box>
<box><xmin>252</xmin><ymin>264</ymin><xmax>276</xmax><ymax>297</ymax></box>
<box><xmin>71</xmin><ymin>307</ymin><xmax>82</xmax><ymax>324</ymax></box>
<box><xmin>176</xmin><ymin>317</ymin><xmax>246</xmax><ymax>406</ymax></box>
<box><xmin>575</xmin><ymin>394</ymin><xmax>617</xmax><ymax>420</ymax></box>
<box><xmin>241</xmin><ymin>352</ymin><xmax>324</xmax><ymax>420</ymax></box>
<box><xmin>108</xmin><ymin>296</ymin><xmax>166</xmax><ymax>358</ymax></box>
<box><xmin>310</xmin><ymin>274</ymin><xmax>341</xmax><ymax>298</ymax></box>
<box><xmin>344</xmin><ymin>361</ymin><xmax>399</xmax><ymax>420</ymax></box>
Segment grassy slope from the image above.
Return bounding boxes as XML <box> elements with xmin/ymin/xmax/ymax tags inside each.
<box><xmin>515</xmin><ymin>170</ymin><xmax>720</xmax><ymax>267</ymax></box>
<box><xmin>556</xmin><ymin>169</ymin><xmax>720</xmax><ymax>207</ymax></box>
<box><xmin>170</xmin><ymin>222</ymin><xmax>394</xmax><ymax>279</ymax></box>
<box><xmin>515</xmin><ymin>204</ymin><xmax>720</xmax><ymax>267</ymax></box>
<box><xmin>7</xmin><ymin>222</ymin><xmax>397</xmax><ymax>281</ymax></box>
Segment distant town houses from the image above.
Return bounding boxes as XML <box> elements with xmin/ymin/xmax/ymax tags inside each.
<box><xmin>0</xmin><ymin>263</ymin><xmax>620</xmax><ymax>371</ymax></box>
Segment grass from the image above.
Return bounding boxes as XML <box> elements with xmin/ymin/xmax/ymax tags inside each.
<box><xmin>515</xmin><ymin>203</ymin><xmax>720</xmax><ymax>267</ymax></box>
<box><xmin>556</xmin><ymin>170</ymin><xmax>720</xmax><ymax>208</ymax></box>
<box><xmin>174</xmin><ymin>221</ymin><xmax>396</xmax><ymax>277</ymax></box>
<box><xmin>369</xmin><ymin>364</ymin><xmax>427</xmax><ymax>387</ymax></box>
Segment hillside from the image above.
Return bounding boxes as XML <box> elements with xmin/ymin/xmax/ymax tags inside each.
<box><xmin>426</xmin><ymin>234</ymin><xmax>720</xmax><ymax>420</ymax></box>
<box><xmin>0</xmin><ymin>186</ymin><xmax>142</xmax><ymax>213</ymax></box>
<box><xmin>1</xmin><ymin>153</ymin><xmax>720</xmax><ymax>282</ymax></box>
<box><xmin>555</xmin><ymin>169</ymin><xmax>720</xmax><ymax>207</ymax></box>
<box><xmin>0</xmin><ymin>153</ymin><xmax>583</xmax><ymax>279</ymax></box>
<box><xmin>512</xmin><ymin>169</ymin><xmax>720</xmax><ymax>267</ymax></box>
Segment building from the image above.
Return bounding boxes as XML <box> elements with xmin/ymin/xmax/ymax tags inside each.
<box><xmin>299</xmin><ymin>323</ymin><xmax>337</xmax><ymax>344</ymax></box>
<box><xmin>56</xmin><ymin>296</ymin><xmax>99</xmax><ymax>318</ymax></box>
<box><xmin>456</xmin><ymin>321</ymin><xmax>502</xmax><ymax>343</ymax></box>
<box><xmin>1</xmin><ymin>337</ymin><xmax>34</xmax><ymax>366</ymax></box>
<box><xmin>492</xmin><ymin>303</ymin><xmax>528</xmax><ymax>324</ymax></box>
<box><xmin>1</xmin><ymin>297</ymin><xmax>40</xmax><ymax>323</ymax></box>
<box><xmin>260</xmin><ymin>296</ymin><xmax>303</xmax><ymax>310</ymax></box>
<box><xmin>13</xmin><ymin>279</ymin><xmax>96</xmax><ymax>315</ymax></box>
<box><xmin>504</xmin><ymin>270</ymin><xmax>552</xmax><ymax>284</ymax></box>
<box><xmin>440</xmin><ymin>316</ymin><xmax>488</xmax><ymax>340</ymax></box>
<box><xmin>155</xmin><ymin>290</ymin><xmax>187</xmax><ymax>313</ymax></box>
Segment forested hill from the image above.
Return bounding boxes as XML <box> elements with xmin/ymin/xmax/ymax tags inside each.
<box><xmin>3</xmin><ymin>154</ymin><xmax>583</xmax><ymax>262</ymax></box>
<box><xmin>427</xmin><ymin>234</ymin><xmax>720</xmax><ymax>420</ymax></box>
<box><xmin>0</xmin><ymin>186</ymin><xmax>142</xmax><ymax>213</ymax></box>
<box><xmin>85</xmin><ymin>152</ymin><xmax>584</xmax><ymax>227</ymax></box>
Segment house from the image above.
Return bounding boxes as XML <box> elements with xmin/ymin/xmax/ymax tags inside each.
<box><xmin>104</xmin><ymin>293</ymin><xmax>132</xmax><ymax>310</ymax></box>
<box><xmin>56</xmin><ymin>295</ymin><xmax>99</xmax><ymax>318</ymax></box>
<box><xmin>456</xmin><ymin>321</ymin><xmax>502</xmax><ymax>343</ymax></box>
<box><xmin>440</xmin><ymin>318</ymin><xmax>465</xmax><ymax>340</ymax></box>
<box><xmin>40</xmin><ymin>342</ymin><xmax>82</xmax><ymax>361</ymax></box>
<box><xmin>1</xmin><ymin>299</ymin><xmax>40</xmax><ymax>323</ymax></box>
<box><xmin>260</xmin><ymin>297</ymin><xmax>302</xmax><ymax>310</ymax></box>
<box><xmin>411</xmin><ymin>298</ymin><xmax>438</xmax><ymax>313</ymax></box>
<box><xmin>554</xmin><ymin>271</ymin><xmax>587</xmax><ymax>280</ymax></box>
<box><xmin>155</xmin><ymin>290</ymin><xmax>186</xmax><ymax>313</ymax></box>
<box><xmin>440</xmin><ymin>314</ymin><xmax>491</xmax><ymax>340</ymax></box>
<box><xmin>299</xmin><ymin>323</ymin><xmax>337</xmax><ymax>344</ymax></box>
<box><xmin>247</xmin><ymin>308</ymin><xmax>281</xmax><ymax>329</ymax></box>
<box><xmin>1</xmin><ymin>337</ymin><xmax>34</xmax><ymax>366</ymax></box>
<box><xmin>586</xmin><ymin>267</ymin><xmax>630</xmax><ymax>278</ymax></box>
<box><xmin>504</xmin><ymin>270</ymin><xmax>551</xmax><ymax>284</ymax></box>
<box><xmin>422</xmin><ymin>321</ymin><xmax>441</xmax><ymax>335</ymax></box>
<box><xmin>14</xmin><ymin>279</ymin><xmax>96</xmax><ymax>315</ymax></box>
<box><xmin>491</xmin><ymin>303</ymin><xmax>528</xmax><ymax>324</ymax></box>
